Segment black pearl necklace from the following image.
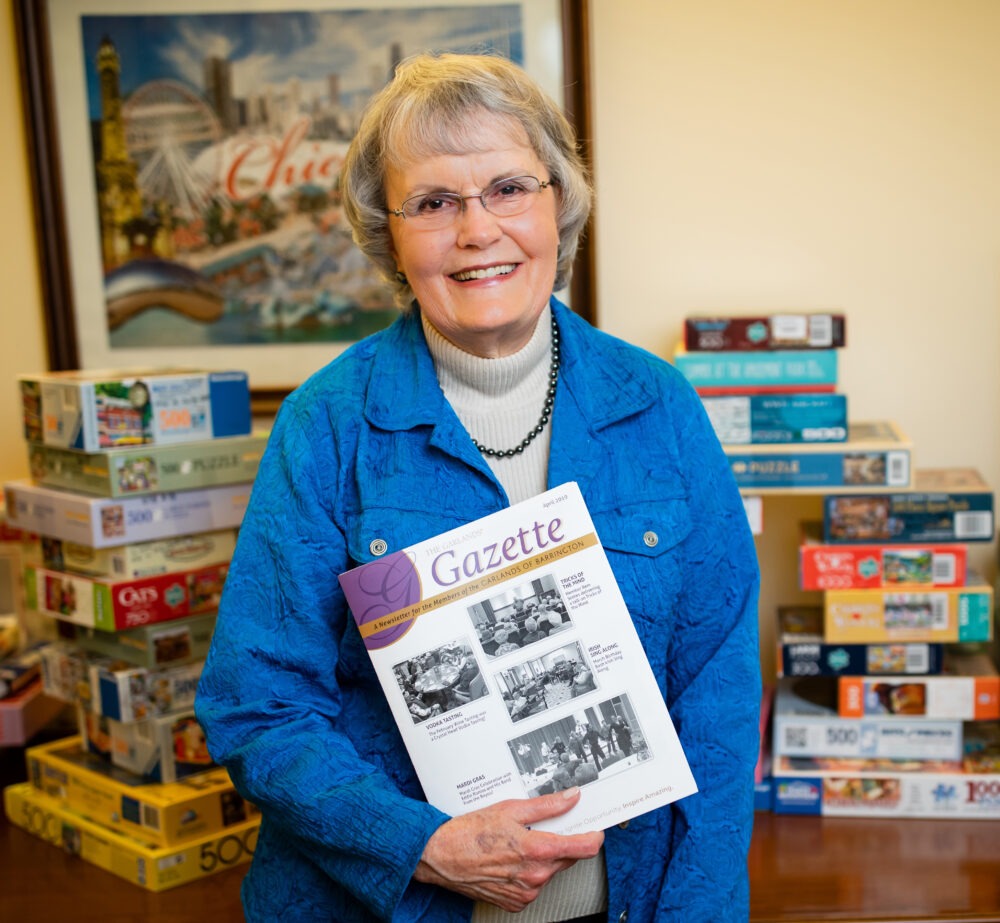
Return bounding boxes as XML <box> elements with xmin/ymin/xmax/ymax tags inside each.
<box><xmin>471</xmin><ymin>313</ymin><xmax>560</xmax><ymax>459</ymax></box>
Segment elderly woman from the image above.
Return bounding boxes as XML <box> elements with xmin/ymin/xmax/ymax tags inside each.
<box><xmin>196</xmin><ymin>52</ymin><xmax>759</xmax><ymax>923</ymax></box>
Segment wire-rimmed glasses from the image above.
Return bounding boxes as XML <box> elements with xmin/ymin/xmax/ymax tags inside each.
<box><xmin>388</xmin><ymin>175</ymin><xmax>552</xmax><ymax>229</ymax></box>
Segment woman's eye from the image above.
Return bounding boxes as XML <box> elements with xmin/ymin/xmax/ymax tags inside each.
<box><xmin>416</xmin><ymin>195</ymin><xmax>456</xmax><ymax>214</ymax></box>
<box><xmin>494</xmin><ymin>181</ymin><xmax>528</xmax><ymax>198</ymax></box>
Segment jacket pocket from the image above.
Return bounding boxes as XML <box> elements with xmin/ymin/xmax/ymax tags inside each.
<box><xmin>590</xmin><ymin>498</ymin><xmax>691</xmax><ymax>651</ymax></box>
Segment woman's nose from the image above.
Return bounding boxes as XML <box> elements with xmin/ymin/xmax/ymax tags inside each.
<box><xmin>455</xmin><ymin>197</ymin><xmax>503</xmax><ymax>247</ymax></box>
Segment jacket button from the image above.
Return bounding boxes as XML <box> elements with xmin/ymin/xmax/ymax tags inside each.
<box><xmin>642</xmin><ymin>531</ymin><xmax>658</xmax><ymax>548</ymax></box>
<box><xmin>618</xmin><ymin>912</ymin><xmax>628</xmax><ymax>923</ymax></box>
<box><xmin>618</xmin><ymin>820</ymin><xmax>629</xmax><ymax>829</ymax></box>
<box><xmin>369</xmin><ymin>538</ymin><xmax>388</xmax><ymax>556</ymax></box>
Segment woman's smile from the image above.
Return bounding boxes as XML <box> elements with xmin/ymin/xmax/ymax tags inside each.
<box><xmin>450</xmin><ymin>262</ymin><xmax>518</xmax><ymax>282</ymax></box>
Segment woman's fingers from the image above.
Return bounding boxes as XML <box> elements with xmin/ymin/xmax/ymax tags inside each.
<box><xmin>414</xmin><ymin>792</ymin><xmax>604</xmax><ymax>910</ymax></box>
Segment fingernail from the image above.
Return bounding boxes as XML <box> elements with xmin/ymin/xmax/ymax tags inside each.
<box><xmin>562</xmin><ymin>786</ymin><xmax>580</xmax><ymax>798</ymax></box>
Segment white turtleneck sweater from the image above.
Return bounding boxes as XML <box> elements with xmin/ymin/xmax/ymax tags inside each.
<box><xmin>422</xmin><ymin>307</ymin><xmax>553</xmax><ymax>506</ymax></box>
<box><xmin>422</xmin><ymin>306</ymin><xmax>608</xmax><ymax>922</ymax></box>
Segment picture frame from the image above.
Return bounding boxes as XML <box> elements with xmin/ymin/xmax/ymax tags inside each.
<box><xmin>14</xmin><ymin>0</ymin><xmax>594</xmax><ymax>413</ymax></box>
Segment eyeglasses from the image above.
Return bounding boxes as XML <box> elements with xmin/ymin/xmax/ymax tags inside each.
<box><xmin>388</xmin><ymin>175</ymin><xmax>552</xmax><ymax>229</ymax></box>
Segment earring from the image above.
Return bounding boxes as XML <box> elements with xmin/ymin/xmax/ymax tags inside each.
<box><xmin>395</xmin><ymin>271</ymin><xmax>407</xmax><ymax>285</ymax></box>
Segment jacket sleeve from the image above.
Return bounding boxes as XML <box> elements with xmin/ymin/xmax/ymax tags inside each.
<box><xmin>656</xmin><ymin>387</ymin><xmax>762</xmax><ymax>921</ymax></box>
<box><xmin>194</xmin><ymin>394</ymin><xmax>449</xmax><ymax>920</ymax></box>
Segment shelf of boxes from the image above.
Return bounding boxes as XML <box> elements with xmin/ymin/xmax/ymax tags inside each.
<box><xmin>674</xmin><ymin>313</ymin><xmax>999</xmax><ymax>817</ymax></box>
<box><xmin>2</xmin><ymin>367</ymin><xmax>265</xmax><ymax>887</ymax></box>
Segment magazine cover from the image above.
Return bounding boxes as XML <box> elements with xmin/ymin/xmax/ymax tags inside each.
<box><xmin>337</xmin><ymin>482</ymin><xmax>697</xmax><ymax>834</ymax></box>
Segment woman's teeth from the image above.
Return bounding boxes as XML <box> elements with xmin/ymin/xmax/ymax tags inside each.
<box><xmin>452</xmin><ymin>264</ymin><xmax>516</xmax><ymax>281</ymax></box>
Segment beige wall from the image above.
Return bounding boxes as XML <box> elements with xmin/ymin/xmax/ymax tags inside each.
<box><xmin>2</xmin><ymin>2</ymin><xmax>998</xmax><ymax>675</ymax></box>
<box><xmin>1</xmin><ymin>1</ymin><xmax>48</xmax><ymax>483</ymax></box>
<box><xmin>589</xmin><ymin>0</ymin><xmax>1000</xmax><ymax>674</ymax></box>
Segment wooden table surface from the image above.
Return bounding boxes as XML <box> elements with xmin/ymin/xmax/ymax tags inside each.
<box><xmin>748</xmin><ymin>810</ymin><xmax>1000</xmax><ymax>922</ymax></box>
<box><xmin>2</xmin><ymin>738</ymin><xmax>998</xmax><ymax>922</ymax></box>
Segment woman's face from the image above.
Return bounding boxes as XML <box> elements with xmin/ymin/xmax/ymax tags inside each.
<box><xmin>385</xmin><ymin>119</ymin><xmax>560</xmax><ymax>358</ymax></box>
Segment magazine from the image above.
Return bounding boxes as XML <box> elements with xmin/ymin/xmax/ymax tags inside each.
<box><xmin>337</xmin><ymin>482</ymin><xmax>697</xmax><ymax>833</ymax></box>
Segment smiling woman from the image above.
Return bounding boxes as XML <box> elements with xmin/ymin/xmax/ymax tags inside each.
<box><xmin>195</xmin><ymin>51</ymin><xmax>761</xmax><ymax>923</ymax></box>
<box><xmin>382</xmin><ymin>119</ymin><xmax>560</xmax><ymax>359</ymax></box>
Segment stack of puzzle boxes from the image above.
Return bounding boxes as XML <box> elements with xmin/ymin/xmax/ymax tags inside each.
<box><xmin>674</xmin><ymin>311</ymin><xmax>914</xmax><ymax>496</ymax></box>
<box><xmin>673</xmin><ymin>313</ymin><xmax>999</xmax><ymax>817</ymax></box>
<box><xmin>673</xmin><ymin>311</ymin><xmax>855</xmax><ymax>809</ymax></box>
<box><xmin>1</xmin><ymin>367</ymin><xmax>264</xmax><ymax>889</ymax></box>
<box><xmin>770</xmin><ymin>470</ymin><xmax>998</xmax><ymax>818</ymax></box>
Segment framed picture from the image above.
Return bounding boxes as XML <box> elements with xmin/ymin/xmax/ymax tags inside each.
<box><xmin>15</xmin><ymin>0</ymin><xmax>594</xmax><ymax>411</ymax></box>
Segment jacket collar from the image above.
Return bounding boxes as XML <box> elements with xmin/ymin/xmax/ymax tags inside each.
<box><xmin>548</xmin><ymin>298</ymin><xmax>660</xmax><ymax>494</ymax></box>
<box><xmin>363</xmin><ymin>298</ymin><xmax>661</xmax><ymax>485</ymax></box>
<box><xmin>553</xmin><ymin>297</ymin><xmax>659</xmax><ymax>431</ymax></box>
<box><xmin>364</xmin><ymin>308</ymin><xmax>443</xmax><ymax>432</ymax></box>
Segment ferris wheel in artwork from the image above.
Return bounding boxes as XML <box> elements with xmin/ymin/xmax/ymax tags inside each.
<box><xmin>122</xmin><ymin>80</ymin><xmax>223</xmax><ymax>220</ymax></box>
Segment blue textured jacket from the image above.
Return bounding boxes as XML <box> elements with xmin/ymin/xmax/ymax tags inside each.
<box><xmin>195</xmin><ymin>298</ymin><xmax>760</xmax><ymax>922</ymax></box>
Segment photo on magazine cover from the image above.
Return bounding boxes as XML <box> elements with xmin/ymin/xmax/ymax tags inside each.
<box><xmin>507</xmin><ymin>694</ymin><xmax>650</xmax><ymax>795</ymax></box>
<box><xmin>495</xmin><ymin>640</ymin><xmax>597</xmax><ymax>723</ymax></box>
<box><xmin>468</xmin><ymin>574</ymin><xmax>573</xmax><ymax>660</ymax></box>
<box><xmin>392</xmin><ymin>638</ymin><xmax>488</xmax><ymax>725</ymax></box>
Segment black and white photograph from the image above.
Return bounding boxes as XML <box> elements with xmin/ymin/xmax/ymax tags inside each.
<box><xmin>494</xmin><ymin>640</ymin><xmax>596</xmax><ymax>723</ymax></box>
<box><xmin>391</xmin><ymin>638</ymin><xmax>487</xmax><ymax>725</ymax></box>
<box><xmin>467</xmin><ymin>573</ymin><xmax>572</xmax><ymax>660</ymax></box>
<box><xmin>507</xmin><ymin>694</ymin><xmax>648</xmax><ymax>796</ymax></box>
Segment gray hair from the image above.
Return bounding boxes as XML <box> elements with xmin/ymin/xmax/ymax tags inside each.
<box><xmin>340</xmin><ymin>52</ymin><xmax>593</xmax><ymax>308</ymax></box>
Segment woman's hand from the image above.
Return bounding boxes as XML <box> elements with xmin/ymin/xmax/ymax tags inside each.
<box><xmin>413</xmin><ymin>787</ymin><xmax>604</xmax><ymax>912</ymax></box>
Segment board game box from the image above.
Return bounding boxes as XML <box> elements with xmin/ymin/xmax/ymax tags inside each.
<box><xmin>91</xmin><ymin>658</ymin><xmax>204</xmax><ymax>723</ymax></box>
<box><xmin>672</xmin><ymin>344</ymin><xmax>838</xmax><ymax>390</ymax></box>
<box><xmin>724</xmin><ymin>421</ymin><xmax>911</xmax><ymax>493</ymax></box>
<box><xmin>773</xmin><ymin>676</ymin><xmax>963</xmax><ymax>760</ymax></box>
<box><xmin>68</xmin><ymin>612</ymin><xmax>218</xmax><ymax>669</ymax></box>
<box><xmin>702</xmin><ymin>393</ymin><xmax>847</xmax><ymax>445</ymax></box>
<box><xmin>776</xmin><ymin>605</ymin><xmax>945</xmax><ymax>678</ymax></box>
<box><xmin>27</xmin><ymin>431</ymin><xmax>267</xmax><ymax>498</ymax></box>
<box><xmin>799</xmin><ymin>521</ymin><xmax>967</xmax><ymax>589</ymax></box>
<box><xmin>4</xmin><ymin>782</ymin><xmax>258</xmax><ymax>892</ymax></box>
<box><xmin>26</xmin><ymin>734</ymin><xmax>255</xmax><ymax>847</ymax></box>
<box><xmin>684</xmin><ymin>313</ymin><xmax>847</xmax><ymax>351</ymax></box>
<box><xmin>38</xmin><ymin>641</ymin><xmax>95</xmax><ymax>706</ymax></box>
<box><xmin>3</xmin><ymin>480</ymin><xmax>249</xmax><ymax>549</ymax></box>
<box><xmin>838</xmin><ymin>652</ymin><xmax>999</xmax><ymax>720</ymax></box>
<box><xmin>771</xmin><ymin>754</ymin><xmax>1000</xmax><ymax>818</ymax></box>
<box><xmin>822</xmin><ymin>468</ymin><xmax>995</xmax><ymax>543</ymax></box>
<box><xmin>91</xmin><ymin>708</ymin><xmax>215</xmax><ymax>782</ymax></box>
<box><xmin>823</xmin><ymin>577</ymin><xmax>993</xmax><ymax>644</ymax></box>
<box><xmin>42</xmin><ymin>529</ymin><xmax>238</xmax><ymax>580</ymax></box>
<box><xmin>19</xmin><ymin>368</ymin><xmax>252</xmax><ymax>452</ymax></box>
<box><xmin>24</xmin><ymin>561</ymin><xmax>227</xmax><ymax>631</ymax></box>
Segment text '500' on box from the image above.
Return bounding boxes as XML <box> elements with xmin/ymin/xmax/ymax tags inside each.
<box><xmin>2</xmin><ymin>480</ymin><xmax>249</xmax><ymax>549</ymax></box>
<box><xmin>19</xmin><ymin>369</ymin><xmax>252</xmax><ymax>452</ymax></box>
<box><xmin>4</xmin><ymin>783</ymin><xmax>258</xmax><ymax>892</ymax></box>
